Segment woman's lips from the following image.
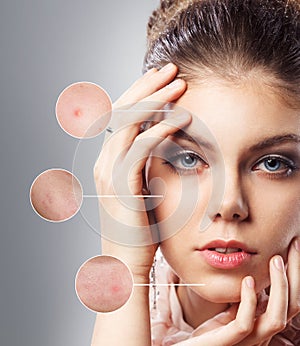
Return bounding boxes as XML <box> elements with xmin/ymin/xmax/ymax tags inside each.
<box><xmin>197</xmin><ymin>240</ymin><xmax>257</xmax><ymax>269</ymax></box>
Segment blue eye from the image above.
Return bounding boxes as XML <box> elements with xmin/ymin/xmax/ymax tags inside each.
<box><xmin>163</xmin><ymin>150</ymin><xmax>208</xmax><ymax>175</ymax></box>
<box><xmin>263</xmin><ymin>158</ymin><xmax>282</xmax><ymax>171</ymax></box>
<box><xmin>180</xmin><ymin>154</ymin><xmax>198</xmax><ymax>168</ymax></box>
<box><xmin>253</xmin><ymin>155</ymin><xmax>296</xmax><ymax>177</ymax></box>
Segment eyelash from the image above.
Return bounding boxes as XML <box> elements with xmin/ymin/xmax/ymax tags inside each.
<box><xmin>162</xmin><ymin>150</ymin><xmax>208</xmax><ymax>175</ymax></box>
<box><xmin>162</xmin><ymin>151</ymin><xmax>298</xmax><ymax>178</ymax></box>
<box><xmin>252</xmin><ymin>155</ymin><xmax>297</xmax><ymax>178</ymax></box>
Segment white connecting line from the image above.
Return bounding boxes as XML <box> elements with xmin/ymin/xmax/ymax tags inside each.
<box><xmin>134</xmin><ymin>283</ymin><xmax>205</xmax><ymax>287</ymax></box>
<box><xmin>114</xmin><ymin>110</ymin><xmax>175</xmax><ymax>113</ymax></box>
<box><xmin>83</xmin><ymin>195</ymin><xmax>164</xmax><ymax>198</ymax></box>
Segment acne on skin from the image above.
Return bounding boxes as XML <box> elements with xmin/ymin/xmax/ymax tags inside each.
<box><xmin>73</xmin><ymin>107</ymin><xmax>83</xmax><ymax>117</ymax></box>
<box><xmin>76</xmin><ymin>256</ymin><xmax>133</xmax><ymax>313</ymax></box>
<box><xmin>56</xmin><ymin>82</ymin><xmax>112</xmax><ymax>138</ymax></box>
<box><xmin>30</xmin><ymin>170</ymin><xmax>82</xmax><ymax>222</ymax></box>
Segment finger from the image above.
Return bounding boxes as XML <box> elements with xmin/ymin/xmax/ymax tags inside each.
<box><xmin>120</xmin><ymin>113</ymin><xmax>192</xmax><ymax>194</ymax></box>
<box><xmin>114</xmin><ymin>63</ymin><xmax>178</xmax><ymax>107</ymax></box>
<box><xmin>177</xmin><ymin>277</ymin><xmax>257</xmax><ymax>346</ymax></box>
<box><xmin>95</xmin><ymin>113</ymin><xmax>191</xmax><ymax>195</ymax></box>
<box><xmin>110</xmin><ymin>78</ymin><xmax>186</xmax><ymax>140</ymax></box>
<box><xmin>95</xmin><ymin>78</ymin><xmax>188</xmax><ymax>194</ymax></box>
<box><xmin>217</xmin><ymin>276</ymin><xmax>256</xmax><ymax>344</ymax></box>
<box><xmin>239</xmin><ymin>256</ymin><xmax>289</xmax><ymax>345</ymax></box>
<box><xmin>97</xmin><ymin>105</ymin><xmax>190</xmax><ymax>180</ymax></box>
<box><xmin>264</xmin><ymin>256</ymin><xmax>288</xmax><ymax>332</ymax></box>
<box><xmin>286</xmin><ymin>237</ymin><xmax>300</xmax><ymax>319</ymax></box>
<box><xmin>234</xmin><ymin>276</ymin><xmax>257</xmax><ymax>330</ymax></box>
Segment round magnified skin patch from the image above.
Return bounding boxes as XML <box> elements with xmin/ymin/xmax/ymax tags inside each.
<box><xmin>56</xmin><ymin>81</ymin><xmax>112</xmax><ymax>139</ymax></box>
<box><xmin>75</xmin><ymin>255</ymin><xmax>133</xmax><ymax>313</ymax></box>
<box><xmin>30</xmin><ymin>168</ymin><xmax>83</xmax><ymax>222</ymax></box>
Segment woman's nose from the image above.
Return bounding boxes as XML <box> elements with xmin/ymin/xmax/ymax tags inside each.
<box><xmin>208</xmin><ymin>171</ymin><xmax>249</xmax><ymax>222</ymax></box>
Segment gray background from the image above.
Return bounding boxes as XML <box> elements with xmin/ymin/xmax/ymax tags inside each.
<box><xmin>0</xmin><ymin>1</ymin><xmax>157</xmax><ymax>345</ymax></box>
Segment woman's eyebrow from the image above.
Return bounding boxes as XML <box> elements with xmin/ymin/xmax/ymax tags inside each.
<box><xmin>249</xmin><ymin>134</ymin><xmax>300</xmax><ymax>151</ymax></box>
<box><xmin>171</xmin><ymin>132</ymin><xmax>300</xmax><ymax>152</ymax></box>
<box><xmin>171</xmin><ymin>130</ymin><xmax>215</xmax><ymax>151</ymax></box>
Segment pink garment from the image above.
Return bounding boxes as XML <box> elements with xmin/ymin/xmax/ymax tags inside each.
<box><xmin>150</xmin><ymin>259</ymin><xmax>300</xmax><ymax>346</ymax></box>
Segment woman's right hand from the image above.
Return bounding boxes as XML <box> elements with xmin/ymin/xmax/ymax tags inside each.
<box><xmin>94</xmin><ymin>63</ymin><xmax>191</xmax><ymax>283</ymax></box>
<box><xmin>174</xmin><ymin>238</ymin><xmax>300</xmax><ymax>346</ymax></box>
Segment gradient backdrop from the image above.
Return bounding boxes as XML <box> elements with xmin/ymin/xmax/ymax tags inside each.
<box><xmin>0</xmin><ymin>1</ymin><xmax>158</xmax><ymax>345</ymax></box>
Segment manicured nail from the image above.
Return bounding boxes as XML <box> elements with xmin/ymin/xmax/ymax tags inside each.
<box><xmin>273</xmin><ymin>256</ymin><xmax>285</xmax><ymax>272</ymax></box>
<box><xmin>245</xmin><ymin>276</ymin><xmax>255</xmax><ymax>289</ymax></box>
<box><xmin>294</xmin><ymin>238</ymin><xmax>300</xmax><ymax>252</ymax></box>
<box><xmin>160</xmin><ymin>63</ymin><xmax>175</xmax><ymax>73</ymax></box>
<box><xmin>166</xmin><ymin>79</ymin><xmax>183</xmax><ymax>89</ymax></box>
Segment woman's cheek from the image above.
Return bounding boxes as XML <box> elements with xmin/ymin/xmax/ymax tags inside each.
<box><xmin>253</xmin><ymin>184</ymin><xmax>300</xmax><ymax>256</ymax></box>
<box><xmin>150</xmin><ymin>173</ymin><xmax>212</xmax><ymax>240</ymax></box>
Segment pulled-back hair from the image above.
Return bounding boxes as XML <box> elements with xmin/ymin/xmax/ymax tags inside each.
<box><xmin>144</xmin><ymin>0</ymin><xmax>300</xmax><ymax>107</ymax></box>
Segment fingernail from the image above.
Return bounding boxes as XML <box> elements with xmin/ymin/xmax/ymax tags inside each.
<box><xmin>166</xmin><ymin>79</ymin><xmax>183</xmax><ymax>89</ymax></box>
<box><xmin>294</xmin><ymin>238</ymin><xmax>300</xmax><ymax>252</ymax></box>
<box><xmin>160</xmin><ymin>63</ymin><xmax>175</xmax><ymax>73</ymax></box>
<box><xmin>245</xmin><ymin>276</ymin><xmax>255</xmax><ymax>289</ymax></box>
<box><xmin>273</xmin><ymin>256</ymin><xmax>285</xmax><ymax>272</ymax></box>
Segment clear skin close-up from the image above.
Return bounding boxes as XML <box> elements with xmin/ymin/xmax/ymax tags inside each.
<box><xmin>92</xmin><ymin>63</ymin><xmax>300</xmax><ymax>346</ymax></box>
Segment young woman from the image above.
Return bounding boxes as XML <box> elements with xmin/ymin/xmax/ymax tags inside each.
<box><xmin>92</xmin><ymin>0</ymin><xmax>300</xmax><ymax>345</ymax></box>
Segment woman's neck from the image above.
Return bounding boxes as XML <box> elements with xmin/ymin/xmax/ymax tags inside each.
<box><xmin>177</xmin><ymin>282</ymin><xmax>230</xmax><ymax>329</ymax></box>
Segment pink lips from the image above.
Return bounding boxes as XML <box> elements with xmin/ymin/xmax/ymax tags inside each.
<box><xmin>198</xmin><ymin>240</ymin><xmax>256</xmax><ymax>269</ymax></box>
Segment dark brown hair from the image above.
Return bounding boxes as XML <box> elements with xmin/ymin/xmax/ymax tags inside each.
<box><xmin>144</xmin><ymin>0</ymin><xmax>300</xmax><ymax>107</ymax></box>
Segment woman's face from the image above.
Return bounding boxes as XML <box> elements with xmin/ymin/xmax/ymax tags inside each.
<box><xmin>147</xmin><ymin>80</ymin><xmax>300</xmax><ymax>303</ymax></box>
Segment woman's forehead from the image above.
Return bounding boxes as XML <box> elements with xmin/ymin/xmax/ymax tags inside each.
<box><xmin>153</xmin><ymin>83</ymin><xmax>300</xmax><ymax>158</ymax></box>
<box><xmin>171</xmin><ymin>82</ymin><xmax>300</xmax><ymax>134</ymax></box>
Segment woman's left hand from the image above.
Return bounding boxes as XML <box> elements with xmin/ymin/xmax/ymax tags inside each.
<box><xmin>174</xmin><ymin>237</ymin><xmax>300</xmax><ymax>346</ymax></box>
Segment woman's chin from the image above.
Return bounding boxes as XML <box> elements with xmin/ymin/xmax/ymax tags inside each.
<box><xmin>192</xmin><ymin>285</ymin><xmax>242</xmax><ymax>304</ymax></box>
<box><xmin>190</xmin><ymin>274</ymin><xmax>270</xmax><ymax>304</ymax></box>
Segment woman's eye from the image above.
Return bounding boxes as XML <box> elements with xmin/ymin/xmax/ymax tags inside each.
<box><xmin>163</xmin><ymin>151</ymin><xmax>208</xmax><ymax>174</ymax></box>
<box><xmin>180</xmin><ymin>154</ymin><xmax>198</xmax><ymax>168</ymax></box>
<box><xmin>253</xmin><ymin>156</ymin><xmax>296</xmax><ymax>176</ymax></box>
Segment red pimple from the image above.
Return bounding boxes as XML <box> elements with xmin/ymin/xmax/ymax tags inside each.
<box><xmin>111</xmin><ymin>285</ymin><xmax>121</xmax><ymax>293</ymax></box>
<box><xmin>73</xmin><ymin>108</ymin><xmax>82</xmax><ymax>117</ymax></box>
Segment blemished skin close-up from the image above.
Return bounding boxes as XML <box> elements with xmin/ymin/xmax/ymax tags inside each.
<box><xmin>30</xmin><ymin>169</ymin><xmax>83</xmax><ymax>222</ymax></box>
<box><xmin>56</xmin><ymin>82</ymin><xmax>112</xmax><ymax>139</ymax></box>
<box><xmin>75</xmin><ymin>255</ymin><xmax>133</xmax><ymax>313</ymax></box>
<box><xmin>91</xmin><ymin>0</ymin><xmax>300</xmax><ymax>345</ymax></box>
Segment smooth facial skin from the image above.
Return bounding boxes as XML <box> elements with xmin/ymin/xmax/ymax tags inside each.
<box><xmin>56</xmin><ymin>82</ymin><xmax>112</xmax><ymax>138</ymax></box>
<box><xmin>75</xmin><ymin>255</ymin><xmax>133</xmax><ymax>313</ymax></box>
<box><xmin>147</xmin><ymin>79</ymin><xmax>300</xmax><ymax>326</ymax></box>
<box><xmin>30</xmin><ymin>169</ymin><xmax>82</xmax><ymax>222</ymax></box>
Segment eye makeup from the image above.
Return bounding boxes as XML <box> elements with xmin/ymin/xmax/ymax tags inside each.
<box><xmin>162</xmin><ymin>149</ymin><xmax>209</xmax><ymax>176</ymax></box>
<box><xmin>252</xmin><ymin>154</ymin><xmax>299</xmax><ymax>179</ymax></box>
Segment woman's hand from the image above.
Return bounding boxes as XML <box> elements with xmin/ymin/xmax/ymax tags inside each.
<box><xmin>94</xmin><ymin>63</ymin><xmax>191</xmax><ymax>282</ymax></box>
<box><xmin>174</xmin><ymin>237</ymin><xmax>300</xmax><ymax>346</ymax></box>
